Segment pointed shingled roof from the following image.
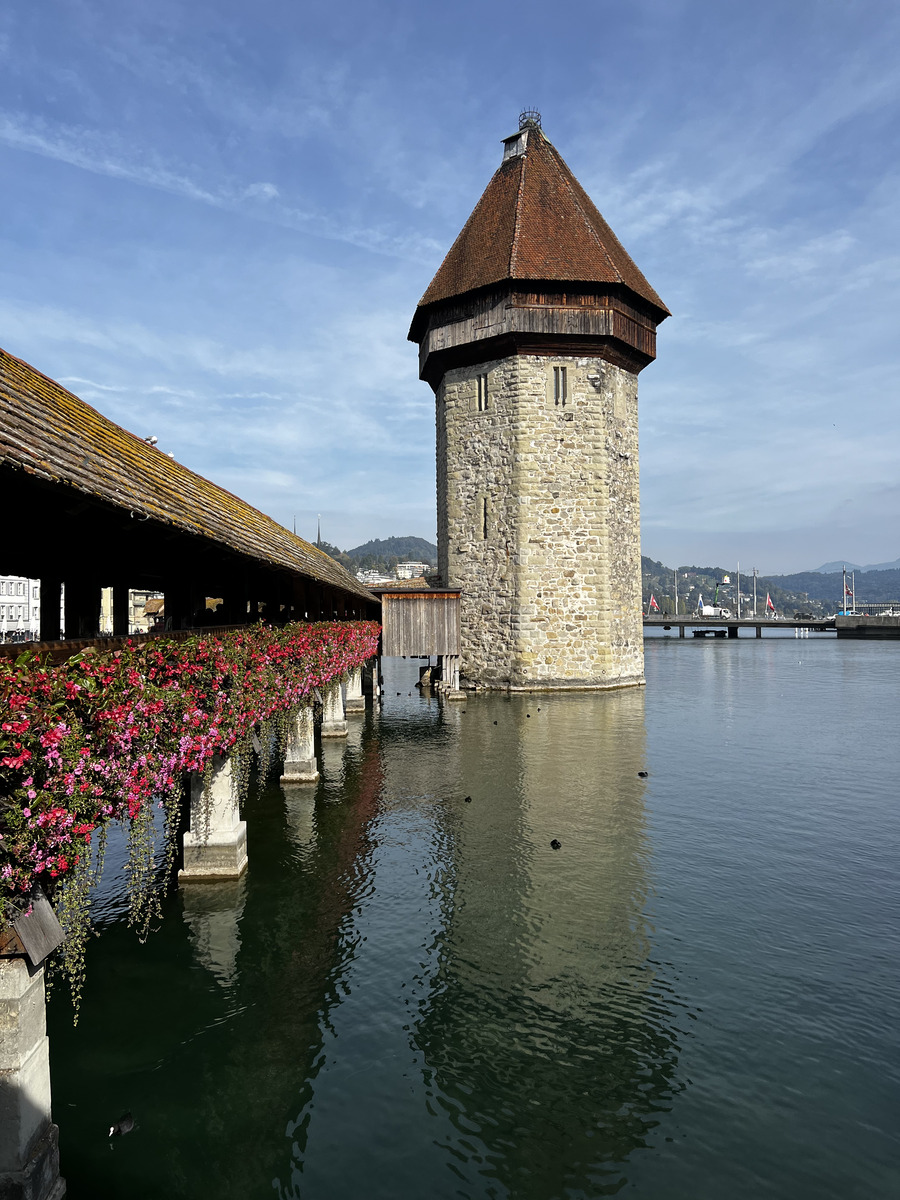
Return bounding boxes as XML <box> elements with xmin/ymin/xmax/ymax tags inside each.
<box><xmin>415</xmin><ymin>125</ymin><xmax>668</xmax><ymax>320</ymax></box>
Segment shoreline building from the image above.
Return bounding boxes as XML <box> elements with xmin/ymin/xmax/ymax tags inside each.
<box><xmin>0</xmin><ymin>575</ymin><xmax>40</xmax><ymax>641</ymax></box>
<box><xmin>408</xmin><ymin>114</ymin><xmax>668</xmax><ymax>690</ymax></box>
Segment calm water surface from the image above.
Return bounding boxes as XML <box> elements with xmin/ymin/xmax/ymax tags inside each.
<box><xmin>49</xmin><ymin>636</ymin><xmax>900</xmax><ymax>1198</ymax></box>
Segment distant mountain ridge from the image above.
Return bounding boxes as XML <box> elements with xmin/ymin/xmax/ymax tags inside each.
<box><xmin>811</xmin><ymin>557</ymin><xmax>900</xmax><ymax>573</ymax></box>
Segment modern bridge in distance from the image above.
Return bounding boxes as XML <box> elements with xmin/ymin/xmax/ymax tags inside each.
<box><xmin>643</xmin><ymin>614</ymin><xmax>900</xmax><ymax>639</ymax></box>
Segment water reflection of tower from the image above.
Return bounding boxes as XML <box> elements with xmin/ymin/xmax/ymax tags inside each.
<box><xmin>415</xmin><ymin>689</ymin><xmax>685</xmax><ymax>1196</ymax></box>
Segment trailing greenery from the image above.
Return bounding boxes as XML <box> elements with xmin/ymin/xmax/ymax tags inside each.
<box><xmin>0</xmin><ymin>620</ymin><xmax>379</xmax><ymax>1012</ymax></box>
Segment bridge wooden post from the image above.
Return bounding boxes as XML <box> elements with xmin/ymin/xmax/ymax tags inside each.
<box><xmin>279</xmin><ymin>707</ymin><xmax>319</xmax><ymax>785</ymax></box>
<box><xmin>679</xmin><ymin>624</ymin><xmax>685</xmax><ymax>638</ymax></box>
<box><xmin>344</xmin><ymin>666</ymin><xmax>365</xmax><ymax>713</ymax></box>
<box><xmin>320</xmin><ymin>680</ymin><xmax>348</xmax><ymax>738</ymax></box>
<box><xmin>179</xmin><ymin>753</ymin><xmax>248</xmax><ymax>880</ymax></box>
<box><xmin>0</xmin><ymin>958</ymin><xmax>65</xmax><ymax>1200</ymax></box>
<box><xmin>111</xmin><ymin>582</ymin><xmax>130</xmax><ymax>636</ymax></box>
<box><xmin>363</xmin><ymin>656</ymin><xmax>382</xmax><ymax>700</ymax></box>
<box><xmin>440</xmin><ymin>654</ymin><xmax>465</xmax><ymax>700</ymax></box>
<box><xmin>39</xmin><ymin>578</ymin><xmax>62</xmax><ymax>642</ymax></box>
<box><xmin>63</xmin><ymin>575</ymin><xmax>99</xmax><ymax>638</ymax></box>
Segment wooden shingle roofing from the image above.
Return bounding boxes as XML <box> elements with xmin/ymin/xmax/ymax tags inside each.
<box><xmin>0</xmin><ymin>345</ymin><xmax>376</xmax><ymax>602</ymax></box>
<box><xmin>412</xmin><ymin>125</ymin><xmax>668</xmax><ymax>324</ymax></box>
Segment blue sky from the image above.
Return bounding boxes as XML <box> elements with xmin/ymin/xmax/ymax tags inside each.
<box><xmin>1</xmin><ymin>0</ymin><xmax>898</xmax><ymax>574</ymax></box>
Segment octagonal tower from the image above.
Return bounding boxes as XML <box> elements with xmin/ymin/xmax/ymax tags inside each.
<box><xmin>409</xmin><ymin>115</ymin><xmax>668</xmax><ymax>690</ymax></box>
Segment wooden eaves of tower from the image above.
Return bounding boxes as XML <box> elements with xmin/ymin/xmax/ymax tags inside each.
<box><xmin>0</xmin><ymin>345</ymin><xmax>378</xmax><ymax>642</ymax></box>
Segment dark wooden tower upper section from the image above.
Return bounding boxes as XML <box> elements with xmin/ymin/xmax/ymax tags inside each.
<box><xmin>408</xmin><ymin>115</ymin><xmax>669</xmax><ymax>389</ymax></box>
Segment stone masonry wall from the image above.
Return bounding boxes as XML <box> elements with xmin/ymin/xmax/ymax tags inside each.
<box><xmin>436</xmin><ymin>353</ymin><xmax>644</xmax><ymax>689</ymax></box>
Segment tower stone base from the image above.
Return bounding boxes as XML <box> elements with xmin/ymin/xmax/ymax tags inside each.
<box><xmin>438</xmin><ymin>354</ymin><xmax>644</xmax><ymax>691</ymax></box>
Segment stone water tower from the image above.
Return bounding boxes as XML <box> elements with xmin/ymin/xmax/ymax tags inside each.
<box><xmin>408</xmin><ymin>113</ymin><xmax>668</xmax><ymax>690</ymax></box>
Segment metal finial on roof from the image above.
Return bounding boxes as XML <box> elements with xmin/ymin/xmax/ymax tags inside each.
<box><xmin>519</xmin><ymin>109</ymin><xmax>541</xmax><ymax>130</ymax></box>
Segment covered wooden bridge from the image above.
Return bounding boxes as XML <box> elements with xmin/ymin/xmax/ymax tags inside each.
<box><xmin>0</xmin><ymin>344</ymin><xmax>385</xmax><ymax>1200</ymax></box>
<box><xmin>0</xmin><ymin>344</ymin><xmax>379</xmax><ymax>646</ymax></box>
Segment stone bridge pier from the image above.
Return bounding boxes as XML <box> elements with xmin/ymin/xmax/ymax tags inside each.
<box><xmin>280</xmin><ymin>706</ymin><xmax>319</xmax><ymax>786</ymax></box>
<box><xmin>0</xmin><ymin>958</ymin><xmax>66</xmax><ymax>1200</ymax></box>
<box><xmin>179</xmin><ymin>754</ymin><xmax>248</xmax><ymax>881</ymax></box>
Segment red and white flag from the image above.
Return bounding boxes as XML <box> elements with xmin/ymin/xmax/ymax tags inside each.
<box><xmin>649</xmin><ymin>594</ymin><xmax>660</xmax><ymax>612</ymax></box>
<box><xmin>766</xmin><ymin>593</ymin><xmax>776</xmax><ymax>611</ymax></box>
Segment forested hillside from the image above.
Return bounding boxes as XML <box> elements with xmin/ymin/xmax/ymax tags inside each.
<box><xmin>319</xmin><ymin>536</ymin><xmax>438</xmax><ymax>576</ymax></box>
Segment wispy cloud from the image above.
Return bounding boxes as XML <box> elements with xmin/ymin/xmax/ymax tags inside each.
<box><xmin>0</xmin><ymin>110</ymin><xmax>441</xmax><ymax>260</ymax></box>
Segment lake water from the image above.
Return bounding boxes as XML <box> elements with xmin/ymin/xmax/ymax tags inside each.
<box><xmin>48</xmin><ymin>635</ymin><xmax>900</xmax><ymax>1199</ymax></box>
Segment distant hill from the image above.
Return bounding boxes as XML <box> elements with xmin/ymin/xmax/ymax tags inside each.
<box><xmin>811</xmin><ymin>561</ymin><xmax>862</xmax><ymax>574</ymax></box>
<box><xmin>811</xmin><ymin>558</ymin><xmax>900</xmax><ymax>573</ymax></box>
<box><xmin>346</xmin><ymin>536</ymin><xmax>437</xmax><ymax>565</ymax></box>
<box><xmin>768</xmin><ymin>568</ymin><xmax>900</xmax><ymax>605</ymax></box>
<box><xmin>318</xmin><ymin>535</ymin><xmax>438</xmax><ymax>577</ymax></box>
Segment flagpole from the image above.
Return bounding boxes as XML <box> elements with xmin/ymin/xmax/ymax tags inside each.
<box><xmin>736</xmin><ymin>562</ymin><xmax>741</xmax><ymax>620</ymax></box>
<box><xmin>674</xmin><ymin>569</ymin><xmax>678</xmax><ymax>615</ymax></box>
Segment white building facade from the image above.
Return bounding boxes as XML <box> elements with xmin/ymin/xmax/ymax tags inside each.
<box><xmin>0</xmin><ymin>575</ymin><xmax>40</xmax><ymax>641</ymax></box>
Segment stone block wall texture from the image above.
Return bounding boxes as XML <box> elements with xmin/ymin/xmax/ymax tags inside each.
<box><xmin>436</xmin><ymin>353</ymin><xmax>643</xmax><ymax>690</ymax></box>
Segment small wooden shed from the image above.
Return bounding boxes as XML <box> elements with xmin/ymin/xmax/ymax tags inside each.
<box><xmin>372</xmin><ymin>583</ymin><xmax>460</xmax><ymax>658</ymax></box>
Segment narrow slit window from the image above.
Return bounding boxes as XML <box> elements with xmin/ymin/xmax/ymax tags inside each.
<box><xmin>477</xmin><ymin>373</ymin><xmax>489</xmax><ymax>411</ymax></box>
<box><xmin>482</xmin><ymin>497</ymin><xmax>489</xmax><ymax>540</ymax></box>
<box><xmin>553</xmin><ymin>366</ymin><xmax>568</xmax><ymax>406</ymax></box>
